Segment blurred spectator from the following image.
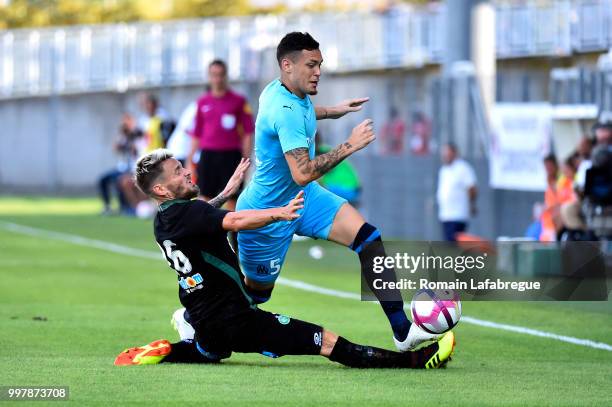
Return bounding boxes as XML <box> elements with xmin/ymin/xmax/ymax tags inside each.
<box><xmin>575</xmin><ymin>123</ymin><xmax>611</xmax><ymax>193</ymax></box>
<box><xmin>560</xmin><ymin>122</ymin><xmax>612</xmax><ymax>236</ymax></box>
<box><xmin>187</xmin><ymin>59</ymin><xmax>254</xmax><ymax>210</ymax></box>
<box><xmin>381</xmin><ymin>107</ymin><xmax>405</xmax><ymax>155</ymax></box>
<box><xmin>135</xmin><ymin>93</ymin><xmax>168</xmax><ymax>153</ymax></box>
<box><xmin>539</xmin><ymin>154</ymin><xmax>560</xmax><ymax>241</ymax></box>
<box><xmin>116</xmin><ymin>93</ymin><xmax>174</xmax><ymax>217</ymax></box>
<box><xmin>315</xmin><ymin>132</ymin><xmax>361</xmax><ymax>206</ymax></box>
<box><xmin>568</xmin><ymin>150</ymin><xmax>582</xmax><ymax>174</ymax></box>
<box><xmin>436</xmin><ymin>143</ymin><xmax>478</xmax><ymax>241</ymax></box>
<box><xmin>555</xmin><ymin>156</ymin><xmax>578</xmax><ymax>239</ymax></box>
<box><xmin>118</xmin><ymin>174</ymin><xmax>150</xmax><ymax>217</ymax></box>
<box><xmin>98</xmin><ymin>113</ymin><xmax>142</xmax><ymax>215</ymax></box>
<box><xmin>524</xmin><ymin>202</ymin><xmax>544</xmax><ymax>240</ymax></box>
<box><xmin>557</xmin><ymin>156</ymin><xmax>577</xmax><ymax>204</ymax></box>
<box><xmin>167</xmin><ymin>101</ymin><xmax>197</xmax><ymax>166</ymax></box>
<box><xmin>576</xmin><ymin>136</ymin><xmax>593</xmax><ymax>163</ymax></box>
<box><xmin>409</xmin><ymin>111</ymin><xmax>431</xmax><ymax>155</ymax></box>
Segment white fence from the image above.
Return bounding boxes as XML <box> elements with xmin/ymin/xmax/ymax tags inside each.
<box><xmin>0</xmin><ymin>0</ymin><xmax>611</xmax><ymax>99</ymax></box>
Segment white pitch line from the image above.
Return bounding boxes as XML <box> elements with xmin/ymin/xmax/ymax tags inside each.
<box><xmin>1</xmin><ymin>221</ymin><xmax>161</xmax><ymax>260</ymax></box>
<box><xmin>1</xmin><ymin>220</ymin><xmax>611</xmax><ymax>352</ymax></box>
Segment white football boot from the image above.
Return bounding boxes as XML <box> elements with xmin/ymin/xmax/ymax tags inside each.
<box><xmin>394</xmin><ymin>323</ymin><xmax>443</xmax><ymax>352</ymax></box>
<box><xmin>170</xmin><ymin>308</ymin><xmax>195</xmax><ymax>341</ymax></box>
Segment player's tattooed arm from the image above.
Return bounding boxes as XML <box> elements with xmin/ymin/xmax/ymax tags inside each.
<box><xmin>284</xmin><ymin>119</ymin><xmax>376</xmax><ymax>186</ymax></box>
<box><xmin>208</xmin><ymin>193</ymin><xmax>228</xmax><ymax>208</ymax></box>
<box><xmin>285</xmin><ymin>145</ymin><xmax>352</xmax><ymax>185</ymax></box>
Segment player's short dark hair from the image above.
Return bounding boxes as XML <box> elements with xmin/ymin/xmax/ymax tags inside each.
<box><xmin>135</xmin><ymin>149</ymin><xmax>174</xmax><ymax>196</ymax></box>
<box><xmin>209</xmin><ymin>59</ymin><xmax>227</xmax><ymax>73</ymax></box>
<box><xmin>276</xmin><ymin>32</ymin><xmax>319</xmax><ymax>65</ymax></box>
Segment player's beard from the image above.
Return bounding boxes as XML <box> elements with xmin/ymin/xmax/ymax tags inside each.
<box><xmin>184</xmin><ymin>184</ymin><xmax>200</xmax><ymax>200</ymax></box>
<box><xmin>175</xmin><ymin>183</ymin><xmax>200</xmax><ymax>200</ymax></box>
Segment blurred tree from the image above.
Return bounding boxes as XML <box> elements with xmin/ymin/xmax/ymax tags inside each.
<box><xmin>169</xmin><ymin>0</ymin><xmax>250</xmax><ymax>19</ymax></box>
<box><xmin>0</xmin><ymin>0</ymin><xmax>141</xmax><ymax>29</ymax></box>
<box><xmin>0</xmin><ymin>0</ymin><xmax>433</xmax><ymax>29</ymax></box>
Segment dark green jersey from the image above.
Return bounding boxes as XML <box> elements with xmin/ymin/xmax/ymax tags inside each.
<box><xmin>153</xmin><ymin>199</ymin><xmax>254</xmax><ymax>326</ymax></box>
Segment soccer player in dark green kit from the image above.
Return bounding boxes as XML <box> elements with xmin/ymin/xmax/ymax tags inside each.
<box><xmin>114</xmin><ymin>149</ymin><xmax>455</xmax><ymax>369</ymax></box>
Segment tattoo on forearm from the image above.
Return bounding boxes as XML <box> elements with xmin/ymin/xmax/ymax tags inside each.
<box><xmin>286</xmin><ymin>143</ymin><xmax>352</xmax><ymax>179</ymax></box>
<box><xmin>208</xmin><ymin>193</ymin><xmax>228</xmax><ymax>208</ymax></box>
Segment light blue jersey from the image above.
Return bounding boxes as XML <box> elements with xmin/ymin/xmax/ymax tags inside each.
<box><xmin>239</xmin><ymin>79</ymin><xmax>317</xmax><ymax>208</ymax></box>
<box><xmin>237</xmin><ymin>79</ymin><xmax>346</xmax><ymax>284</ymax></box>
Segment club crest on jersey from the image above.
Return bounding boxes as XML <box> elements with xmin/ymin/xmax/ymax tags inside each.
<box><xmin>179</xmin><ymin>273</ymin><xmax>203</xmax><ymax>290</ymax></box>
<box><xmin>275</xmin><ymin>314</ymin><xmax>291</xmax><ymax>325</ymax></box>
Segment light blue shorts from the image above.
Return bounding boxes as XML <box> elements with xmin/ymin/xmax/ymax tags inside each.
<box><xmin>237</xmin><ymin>182</ymin><xmax>347</xmax><ymax>284</ymax></box>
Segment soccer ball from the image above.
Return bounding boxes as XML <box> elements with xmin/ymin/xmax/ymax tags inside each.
<box><xmin>410</xmin><ymin>289</ymin><xmax>461</xmax><ymax>334</ymax></box>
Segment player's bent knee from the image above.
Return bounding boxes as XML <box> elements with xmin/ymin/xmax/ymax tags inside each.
<box><xmin>350</xmin><ymin>222</ymin><xmax>382</xmax><ymax>253</ymax></box>
<box><xmin>328</xmin><ymin>203</ymin><xmax>365</xmax><ymax>246</ymax></box>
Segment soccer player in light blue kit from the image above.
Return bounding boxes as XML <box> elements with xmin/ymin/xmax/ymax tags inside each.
<box><xmin>237</xmin><ymin>32</ymin><xmax>440</xmax><ymax>351</ymax></box>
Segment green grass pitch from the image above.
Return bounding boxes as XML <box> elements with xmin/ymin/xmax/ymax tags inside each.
<box><xmin>0</xmin><ymin>197</ymin><xmax>611</xmax><ymax>406</ymax></box>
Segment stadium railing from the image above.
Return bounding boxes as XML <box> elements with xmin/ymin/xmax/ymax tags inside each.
<box><xmin>0</xmin><ymin>0</ymin><xmax>611</xmax><ymax>99</ymax></box>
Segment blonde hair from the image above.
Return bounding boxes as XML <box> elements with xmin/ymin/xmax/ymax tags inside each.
<box><xmin>135</xmin><ymin>148</ymin><xmax>174</xmax><ymax>196</ymax></box>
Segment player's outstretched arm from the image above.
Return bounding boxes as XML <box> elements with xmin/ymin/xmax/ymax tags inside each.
<box><xmin>315</xmin><ymin>97</ymin><xmax>369</xmax><ymax>120</ymax></box>
<box><xmin>209</xmin><ymin>158</ymin><xmax>250</xmax><ymax>208</ymax></box>
<box><xmin>222</xmin><ymin>191</ymin><xmax>304</xmax><ymax>232</ymax></box>
<box><xmin>285</xmin><ymin>119</ymin><xmax>375</xmax><ymax>186</ymax></box>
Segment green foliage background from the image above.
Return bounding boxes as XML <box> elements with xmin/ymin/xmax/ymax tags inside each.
<box><xmin>0</xmin><ymin>0</ymin><xmax>432</xmax><ymax>30</ymax></box>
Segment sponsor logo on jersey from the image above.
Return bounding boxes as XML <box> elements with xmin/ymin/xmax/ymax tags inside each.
<box><xmin>275</xmin><ymin>314</ymin><xmax>291</xmax><ymax>325</ymax></box>
<box><xmin>179</xmin><ymin>273</ymin><xmax>203</xmax><ymax>290</ymax></box>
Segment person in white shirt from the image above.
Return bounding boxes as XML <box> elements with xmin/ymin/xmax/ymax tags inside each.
<box><xmin>167</xmin><ymin>101</ymin><xmax>197</xmax><ymax>165</ymax></box>
<box><xmin>436</xmin><ymin>143</ymin><xmax>478</xmax><ymax>241</ymax></box>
